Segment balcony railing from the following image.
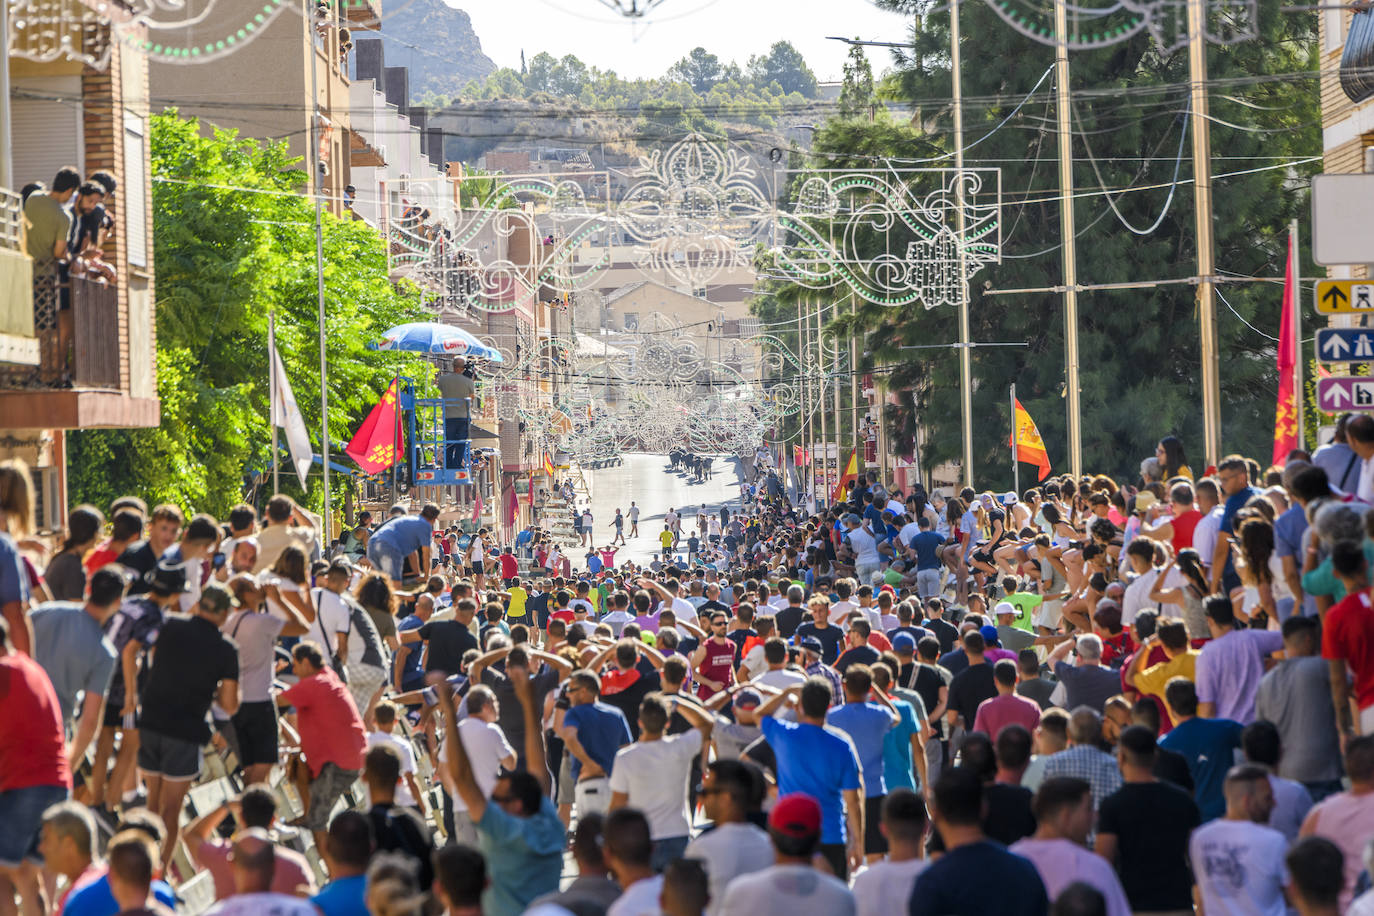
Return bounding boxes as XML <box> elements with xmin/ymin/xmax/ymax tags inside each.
<box><xmin>0</xmin><ymin>189</ymin><xmax>21</xmax><ymax>252</ymax></box>
<box><xmin>2</xmin><ymin>271</ymin><xmax>119</xmax><ymax>389</ymax></box>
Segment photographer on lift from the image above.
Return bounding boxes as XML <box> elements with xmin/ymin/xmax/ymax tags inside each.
<box><xmin>436</xmin><ymin>357</ymin><xmax>479</xmax><ymax>469</ymax></box>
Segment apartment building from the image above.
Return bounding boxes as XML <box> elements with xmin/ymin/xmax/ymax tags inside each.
<box><xmin>2</xmin><ymin>6</ymin><xmax>160</xmax><ymax>527</ymax></box>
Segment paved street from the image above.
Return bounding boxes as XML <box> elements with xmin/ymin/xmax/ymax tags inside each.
<box><xmin>584</xmin><ymin>452</ymin><xmax>743</xmax><ymax>566</ymax></box>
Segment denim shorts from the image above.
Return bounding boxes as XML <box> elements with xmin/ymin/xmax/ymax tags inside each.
<box><xmin>367</xmin><ymin>542</ymin><xmax>404</xmax><ymax>581</ymax></box>
<box><xmin>0</xmin><ymin>784</ymin><xmax>69</xmax><ymax>867</ymax></box>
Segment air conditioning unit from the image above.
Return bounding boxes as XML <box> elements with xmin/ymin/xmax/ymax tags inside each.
<box><xmin>32</xmin><ymin>465</ymin><xmax>62</xmax><ymax>533</ymax></box>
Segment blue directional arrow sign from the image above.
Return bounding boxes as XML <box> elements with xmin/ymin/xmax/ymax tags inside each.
<box><xmin>1315</xmin><ymin>328</ymin><xmax>1374</xmax><ymax>364</ymax></box>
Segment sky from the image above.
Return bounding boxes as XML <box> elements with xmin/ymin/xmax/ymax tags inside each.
<box><xmin>446</xmin><ymin>0</ymin><xmax>913</xmax><ymax>83</ymax></box>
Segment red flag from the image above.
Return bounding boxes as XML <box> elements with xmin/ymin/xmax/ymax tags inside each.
<box><xmin>1273</xmin><ymin>237</ymin><xmax>1299</xmax><ymax>465</ymax></box>
<box><xmin>345</xmin><ymin>379</ymin><xmax>402</xmax><ymax>474</ymax></box>
<box><xmin>472</xmin><ymin>488</ymin><xmax>483</xmax><ymax>523</ymax></box>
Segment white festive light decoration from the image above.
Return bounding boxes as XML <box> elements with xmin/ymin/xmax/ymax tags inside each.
<box><xmin>980</xmin><ymin>0</ymin><xmax>1258</xmax><ymax>51</ymax></box>
<box><xmin>772</xmin><ymin>167</ymin><xmax>1002</xmax><ymax>310</ymax></box>
<box><xmin>616</xmin><ymin>133</ymin><xmax>773</xmax><ymax>290</ymax></box>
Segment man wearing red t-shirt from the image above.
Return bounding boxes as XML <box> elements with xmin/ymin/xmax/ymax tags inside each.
<box><xmin>1321</xmin><ymin>541</ymin><xmax>1374</xmax><ymax>740</ymax></box>
<box><xmin>498</xmin><ymin>547</ymin><xmax>518</xmax><ymax>584</ymax></box>
<box><xmin>278</xmin><ymin>641</ymin><xmax>367</xmax><ymax>849</ymax></box>
<box><xmin>0</xmin><ymin>617</ymin><xmax>72</xmax><ymax>911</ymax></box>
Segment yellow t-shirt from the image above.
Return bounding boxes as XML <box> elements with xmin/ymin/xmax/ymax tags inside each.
<box><xmin>1135</xmin><ymin>650</ymin><xmax>1199</xmax><ymax>723</ymax></box>
<box><xmin>506</xmin><ymin>586</ymin><xmax>528</xmax><ymax>619</ymax></box>
<box><xmin>659</xmin><ymin>530</ymin><xmax>675</xmax><ymax>550</ymax></box>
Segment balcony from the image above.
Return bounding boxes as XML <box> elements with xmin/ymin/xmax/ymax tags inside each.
<box><xmin>0</xmin><ymin>188</ymin><xmax>39</xmax><ymax>367</ymax></box>
<box><xmin>0</xmin><ymin>270</ymin><xmax>156</xmax><ymax>429</ymax></box>
<box><xmin>344</xmin><ymin>0</ymin><xmax>382</xmax><ymax>30</ymax></box>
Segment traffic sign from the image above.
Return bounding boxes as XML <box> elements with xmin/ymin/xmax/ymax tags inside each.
<box><xmin>1315</xmin><ymin>280</ymin><xmax>1374</xmax><ymax>314</ymax></box>
<box><xmin>1316</xmin><ymin>328</ymin><xmax>1374</xmax><ymax>363</ymax></box>
<box><xmin>1313</xmin><ymin>174</ymin><xmax>1374</xmax><ymax>265</ymax></box>
<box><xmin>1316</xmin><ymin>377</ymin><xmax>1374</xmax><ymax>411</ymax></box>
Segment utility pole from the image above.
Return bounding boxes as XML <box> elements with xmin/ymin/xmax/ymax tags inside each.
<box><xmin>1290</xmin><ymin>218</ymin><xmax>1303</xmax><ymax>450</ymax></box>
<box><xmin>817</xmin><ymin>301</ymin><xmax>828</xmax><ymax>507</ymax></box>
<box><xmin>1054</xmin><ymin>0</ymin><xmax>1083</xmax><ymax>480</ymax></box>
<box><xmin>851</xmin><ymin>292</ymin><xmax>860</xmax><ymax>472</ymax></box>
<box><xmin>1188</xmin><ymin>0</ymin><xmax>1221</xmax><ymax>468</ymax></box>
<box><xmin>950</xmin><ymin>0</ymin><xmax>975</xmax><ymax>489</ymax></box>
<box><xmin>305</xmin><ymin>0</ymin><xmax>332</xmax><ymax>541</ymax></box>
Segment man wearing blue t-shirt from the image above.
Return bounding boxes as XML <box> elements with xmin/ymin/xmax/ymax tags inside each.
<box><xmin>827</xmin><ymin>664</ymin><xmax>900</xmax><ymax>863</ymax></box>
<box><xmin>1160</xmin><ymin>677</ymin><xmax>1244</xmax><ymax>821</ymax></box>
<box><xmin>558</xmin><ymin>670</ymin><xmax>633</xmax><ymax>788</ymax></box>
<box><xmin>367</xmin><ymin>503</ymin><xmax>440</xmax><ymax>585</ymax></box>
<box><xmin>757</xmin><ymin>676</ymin><xmax>863</xmax><ymax>880</ymax></box>
<box><xmin>906</xmin><ymin>517</ymin><xmax>947</xmax><ymax>600</ymax></box>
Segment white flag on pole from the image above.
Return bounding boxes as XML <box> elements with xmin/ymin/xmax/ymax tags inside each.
<box><xmin>270</xmin><ymin>341</ymin><xmax>314</xmax><ymax>489</ymax></box>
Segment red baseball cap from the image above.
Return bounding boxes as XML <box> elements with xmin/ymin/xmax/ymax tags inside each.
<box><xmin>768</xmin><ymin>793</ymin><xmax>822</xmax><ymax>839</ymax></box>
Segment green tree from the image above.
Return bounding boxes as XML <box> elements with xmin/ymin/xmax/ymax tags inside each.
<box><xmin>797</xmin><ymin>0</ymin><xmax>1318</xmax><ymax>485</ymax></box>
<box><xmin>837</xmin><ymin>41</ymin><xmax>876</xmax><ymax>121</ymax></box>
<box><xmin>747</xmin><ymin>41</ymin><xmax>819</xmax><ymax>98</ymax></box>
<box><xmin>668</xmin><ymin>47</ymin><xmax>725</xmax><ymax>93</ymax></box>
<box><xmin>66</xmin><ymin>112</ymin><xmax>431</xmax><ymax>516</ymax></box>
<box><xmin>524</xmin><ymin>51</ymin><xmax>558</xmax><ymax>94</ymax></box>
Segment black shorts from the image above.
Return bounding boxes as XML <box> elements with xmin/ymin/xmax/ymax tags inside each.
<box><xmin>231</xmin><ymin>700</ymin><xmax>279</xmax><ymax>767</ymax></box>
<box><xmin>864</xmin><ymin>794</ymin><xmax>889</xmax><ymax>854</ymax></box>
<box><xmin>468</xmin><ymin>565</ymin><xmax>482</xmax><ymax>577</ymax></box>
<box><xmin>137</xmin><ymin>728</ymin><xmax>203</xmax><ymax>781</ymax></box>
<box><xmin>102</xmin><ymin>697</ymin><xmax>137</xmax><ymax>730</ymax></box>
<box><xmin>970</xmin><ymin>549</ymin><xmax>994</xmax><ymax>567</ymax></box>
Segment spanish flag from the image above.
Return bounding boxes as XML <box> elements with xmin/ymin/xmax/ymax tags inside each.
<box><xmin>832</xmin><ymin>449</ymin><xmax>859</xmax><ymax>502</ymax></box>
<box><xmin>542</xmin><ymin>451</ymin><xmax>555</xmax><ymax>478</ymax></box>
<box><xmin>1010</xmin><ymin>398</ymin><xmax>1051</xmax><ymax>481</ymax></box>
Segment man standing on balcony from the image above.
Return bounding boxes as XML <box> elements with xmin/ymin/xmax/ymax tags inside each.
<box><xmin>437</xmin><ymin>358</ymin><xmax>477</xmax><ymax>470</ymax></box>
<box><xmin>23</xmin><ymin>167</ymin><xmax>79</xmax><ymax>272</ymax></box>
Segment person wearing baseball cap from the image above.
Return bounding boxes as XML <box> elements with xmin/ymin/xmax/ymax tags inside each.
<box><xmin>716</xmin><ymin>792</ymin><xmax>855</xmax><ymax>914</ymax></box>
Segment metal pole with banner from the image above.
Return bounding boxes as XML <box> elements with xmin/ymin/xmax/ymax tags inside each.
<box><xmin>1011</xmin><ymin>383</ymin><xmax>1019</xmax><ymax>494</ymax></box>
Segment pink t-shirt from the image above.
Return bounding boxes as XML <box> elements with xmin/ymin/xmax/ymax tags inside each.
<box><xmin>972</xmin><ymin>693</ymin><xmax>1042</xmax><ymax>739</ymax></box>
<box><xmin>194</xmin><ymin>838</ymin><xmax>316</xmax><ymax>900</ymax></box>
<box><xmin>1306</xmin><ymin>791</ymin><xmax>1374</xmax><ymax>911</ymax></box>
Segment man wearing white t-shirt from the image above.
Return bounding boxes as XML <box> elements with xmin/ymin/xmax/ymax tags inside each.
<box><xmin>366</xmin><ymin>702</ymin><xmax>425</xmax><ymax>813</ymax></box>
<box><xmin>842</xmin><ymin>515</ymin><xmax>889</xmax><ymax>586</ymax></box>
<box><xmin>685</xmin><ymin>759</ymin><xmax>775</xmax><ymax>916</ymax></box>
<box><xmin>1190</xmin><ymin>764</ymin><xmax>1290</xmax><ymax>916</ymax></box>
<box><xmin>852</xmin><ymin>789</ymin><xmax>928</xmax><ymax>916</ymax></box>
<box><xmin>719</xmin><ymin>793</ymin><xmax>856</xmax><ymax>916</ymax></box>
<box><xmin>438</xmin><ymin>685</ymin><xmax>516</xmax><ymax>845</ymax></box>
<box><xmin>609</xmin><ymin>692</ymin><xmax>713</xmax><ymax>871</ymax></box>
<box><xmin>605</xmin><ymin>809</ymin><xmax>663</xmax><ymax>916</ymax></box>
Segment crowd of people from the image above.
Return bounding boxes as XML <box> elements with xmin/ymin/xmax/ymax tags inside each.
<box><xmin>1</xmin><ymin>425</ymin><xmax>1373</xmax><ymax>916</ymax></box>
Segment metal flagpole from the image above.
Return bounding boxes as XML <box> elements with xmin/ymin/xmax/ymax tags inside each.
<box><xmin>1055</xmin><ymin>0</ymin><xmax>1083</xmax><ymax>480</ymax></box>
<box><xmin>951</xmin><ymin>0</ymin><xmax>975</xmax><ymax>490</ymax></box>
<box><xmin>1011</xmin><ymin>383</ymin><xmax>1020</xmax><ymax>494</ymax></box>
<box><xmin>269</xmin><ymin>311</ymin><xmax>280</xmax><ymax>495</ymax></box>
<box><xmin>306</xmin><ymin>0</ymin><xmax>331</xmax><ymax>542</ymax></box>
<box><xmin>1291</xmin><ymin>219</ymin><xmax>1303</xmax><ymax>451</ymax></box>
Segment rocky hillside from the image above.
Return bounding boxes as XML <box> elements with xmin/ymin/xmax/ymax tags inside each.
<box><xmin>378</xmin><ymin>0</ymin><xmax>495</xmax><ymax>98</ymax></box>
